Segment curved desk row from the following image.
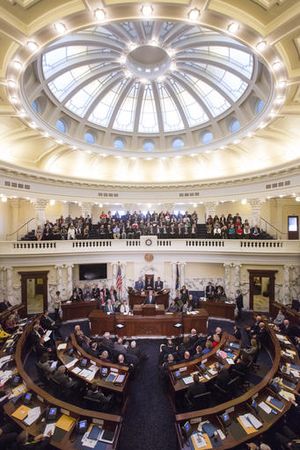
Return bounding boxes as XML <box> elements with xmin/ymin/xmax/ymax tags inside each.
<box><xmin>174</xmin><ymin>325</ymin><xmax>300</xmax><ymax>449</ymax></box>
<box><xmin>3</xmin><ymin>319</ymin><xmax>123</xmax><ymax>450</ymax></box>
<box><xmin>89</xmin><ymin>309</ymin><xmax>208</xmax><ymax>337</ymax></box>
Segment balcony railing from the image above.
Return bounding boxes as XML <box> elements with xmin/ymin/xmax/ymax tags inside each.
<box><xmin>0</xmin><ymin>238</ymin><xmax>299</xmax><ymax>256</ymax></box>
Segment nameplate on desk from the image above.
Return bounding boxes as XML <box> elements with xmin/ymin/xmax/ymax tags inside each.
<box><xmin>60</xmin><ymin>408</ymin><xmax>70</xmax><ymax>416</ymax></box>
<box><xmin>110</xmin><ymin>368</ymin><xmax>118</xmax><ymax>373</ymax></box>
<box><xmin>190</xmin><ymin>417</ymin><xmax>202</xmax><ymax>424</ymax></box>
<box><xmin>179</xmin><ymin>367</ymin><xmax>187</xmax><ymax>372</ymax></box>
<box><xmin>202</xmin><ymin>359</ymin><xmax>207</xmax><ymax>364</ymax></box>
<box><xmin>92</xmin><ymin>418</ymin><xmax>104</xmax><ymax>426</ymax></box>
<box><xmin>252</xmin><ymin>393</ymin><xmax>259</xmax><ymax>399</ymax></box>
<box><xmin>37</xmin><ymin>395</ymin><xmax>44</xmax><ymax>403</ymax></box>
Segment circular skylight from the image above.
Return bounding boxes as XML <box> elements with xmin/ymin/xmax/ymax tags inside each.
<box><xmin>40</xmin><ymin>21</ymin><xmax>255</xmax><ymax>136</ymax></box>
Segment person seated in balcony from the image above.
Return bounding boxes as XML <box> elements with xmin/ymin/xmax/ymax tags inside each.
<box><xmin>213</xmin><ymin>222</ymin><xmax>222</xmax><ymax>238</ymax></box>
<box><xmin>206</xmin><ymin>215</ymin><xmax>213</xmax><ymax>236</ymax></box>
<box><xmin>233</xmin><ymin>212</ymin><xmax>242</xmax><ymax>224</ymax></box>
<box><xmin>236</xmin><ymin>223</ymin><xmax>244</xmax><ymax>238</ymax></box>
<box><xmin>228</xmin><ymin>223</ymin><xmax>236</xmax><ymax>238</ymax></box>
<box><xmin>113</xmin><ymin>224</ymin><xmax>121</xmax><ymax>239</ymax></box>
<box><xmin>35</xmin><ymin>225</ymin><xmax>43</xmax><ymax>241</ymax></box>
<box><xmin>67</xmin><ymin>223</ymin><xmax>75</xmax><ymax>240</ymax></box>
<box><xmin>221</xmin><ymin>223</ymin><xmax>228</xmax><ymax>238</ymax></box>
<box><xmin>83</xmin><ymin>224</ymin><xmax>90</xmax><ymax>239</ymax></box>
<box><xmin>243</xmin><ymin>219</ymin><xmax>251</xmax><ymax>237</ymax></box>
<box><xmin>251</xmin><ymin>225</ymin><xmax>261</xmax><ymax>239</ymax></box>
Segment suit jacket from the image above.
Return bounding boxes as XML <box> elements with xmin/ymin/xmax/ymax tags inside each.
<box><xmin>145</xmin><ymin>294</ymin><xmax>155</xmax><ymax>304</ymax></box>
<box><xmin>206</xmin><ymin>285</ymin><xmax>215</xmax><ymax>297</ymax></box>
<box><xmin>105</xmin><ymin>304</ymin><xmax>115</xmax><ymax>313</ymax></box>
<box><xmin>155</xmin><ymin>280</ymin><xmax>164</xmax><ymax>290</ymax></box>
<box><xmin>134</xmin><ymin>280</ymin><xmax>145</xmax><ymax>291</ymax></box>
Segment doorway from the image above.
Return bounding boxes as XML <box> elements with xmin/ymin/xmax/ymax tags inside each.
<box><xmin>288</xmin><ymin>216</ymin><xmax>299</xmax><ymax>240</ymax></box>
<box><xmin>19</xmin><ymin>271</ymin><xmax>48</xmax><ymax>315</ymax></box>
<box><xmin>248</xmin><ymin>270</ymin><xmax>277</xmax><ymax>313</ymax></box>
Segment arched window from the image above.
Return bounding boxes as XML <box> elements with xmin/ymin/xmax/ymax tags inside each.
<box><xmin>201</xmin><ymin>130</ymin><xmax>213</xmax><ymax>144</ymax></box>
<box><xmin>172</xmin><ymin>138</ymin><xmax>184</xmax><ymax>149</ymax></box>
<box><xmin>143</xmin><ymin>140</ymin><xmax>155</xmax><ymax>152</ymax></box>
<box><xmin>114</xmin><ymin>137</ymin><xmax>125</xmax><ymax>149</ymax></box>
<box><xmin>56</xmin><ymin>118</ymin><xmax>67</xmax><ymax>133</ymax></box>
<box><xmin>229</xmin><ymin>118</ymin><xmax>240</xmax><ymax>133</ymax></box>
<box><xmin>84</xmin><ymin>131</ymin><xmax>96</xmax><ymax>144</ymax></box>
<box><xmin>255</xmin><ymin>98</ymin><xmax>265</xmax><ymax>114</ymax></box>
<box><xmin>32</xmin><ymin>99</ymin><xmax>40</xmax><ymax>113</ymax></box>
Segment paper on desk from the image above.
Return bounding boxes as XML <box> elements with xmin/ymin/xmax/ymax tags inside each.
<box><xmin>56</xmin><ymin>414</ymin><xmax>75</xmax><ymax>432</ymax></box>
<box><xmin>0</xmin><ymin>355</ymin><xmax>13</xmax><ymax>368</ymax></box>
<box><xmin>226</xmin><ymin>358</ymin><xmax>235</xmax><ymax>365</ymax></box>
<box><xmin>43</xmin><ymin>423</ymin><xmax>56</xmax><ymax>437</ymax></box>
<box><xmin>245</xmin><ymin>413</ymin><xmax>262</xmax><ymax>429</ymax></box>
<box><xmin>279</xmin><ymin>389</ymin><xmax>295</xmax><ymax>402</ymax></box>
<box><xmin>65</xmin><ymin>358</ymin><xmax>78</xmax><ymax>369</ymax></box>
<box><xmin>71</xmin><ymin>367</ymin><xmax>81</xmax><ymax>374</ymax></box>
<box><xmin>24</xmin><ymin>406</ymin><xmax>41</xmax><ymax>425</ymax></box>
<box><xmin>12</xmin><ymin>405</ymin><xmax>30</xmax><ymax>420</ymax></box>
<box><xmin>258</xmin><ymin>401</ymin><xmax>272</xmax><ymax>414</ymax></box>
<box><xmin>57</xmin><ymin>343</ymin><xmax>67</xmax><ymax>351</ymax></box>
<box><xmin>81</xmin><ymin>432</ymin><xmax>97</xmax><ymax>449</ymax></box>
<box><xmin>182</xmin><ymin>376</ymin><xmax>194</xmax><ymax>385</ymax></box>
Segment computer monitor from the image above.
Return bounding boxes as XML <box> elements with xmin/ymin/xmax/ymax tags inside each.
<box><xmin>46</xmin><ymin>407</ymin><xmax>58</xmax><ymax>422</ymax></box>
<box><xmin>23</xmin><ymin>392</ymin><xmax>32</xmax><ymax>405</ymax></box>
<box><xmin>76</xmin><ymin>419</ymin><xmax>88</xmax><ymax>434</ymax></box>
<box><xmin>220</xmin><ymin>412</ymin><xmax>231</xmax><ymax>427</ymax></box>
<box><xmin>80</xmin><ymin>358</ymin><xmax>88</xmax><ymax>368</ymax></box>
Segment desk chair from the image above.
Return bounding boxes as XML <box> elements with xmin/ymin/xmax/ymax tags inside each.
<box><xmin>185</xmin><ymin>391</ymin><xmax>211</xmax><ymax>410</ymax></box>
<box><xmin>83</xmin><ymin>394</ymin><xmax>113</xmax><ymax>412</ymax></box>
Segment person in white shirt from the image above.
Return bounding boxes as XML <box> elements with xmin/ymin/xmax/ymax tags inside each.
<box><xmin>120</xmin><ymin>300</ymin><xmax>130</xmax><ymax>315</ymax></box>
<box><xmin>67</xmin><ymin>224</ymin><xmax>75</xmax><ymax>240</ymax></box>
<box><xmin>52</xmin><ymin>291</ymin><xmax>62</xmax><ymax>321</ymax></box>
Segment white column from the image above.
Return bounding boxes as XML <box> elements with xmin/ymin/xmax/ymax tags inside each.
<box><xmin>171</xmin><ymin>262</ymin><xmax>177</xmax><ymax>297</ymax></box>
<box><xmin>233</xmin><ymin>264</ymin><xmax>241</xmax><ymax>292</ymax></box>
<box><xmin>61</xmin><ymin>202</ymin><xmax>70</xmax><ymax>218</ymax></box>
<box><xmin>81</xmin><ymin>202</ymin><xmax>92</xmax><ymax>219</ymax></box>
<box><xmin>180</xmin><ymin>262</ymin><xmax>186</xmax><ymax>287</ymax></box>
<box><xmin>282</xmin><ymin>265</ymin><xmax>291</xmax><ymax>305</ymax></box>
<box><xmin>5</xmin><ymin>266</ymin><xmax>14</xmax><ymax>305</ymax></box>
<box><xmin>223</xmin><ymin>263</ymin><xmax>234</xmax><ymax>299</ymax></box>
<box><xmin>55</xmin><ymin>265</ymin><xmax>64</xmax><ymax>297</ymax></box>
<box><xmin>65</xmin><ymin>264</ymin><xmax>74</xmax><ymax>299</ymax></box>
<box><xmin>249</xmin><ymin>198</ymin><xmax>264</xmax><ymax>227</ymax></box>
<box><xmin>111</xmin><ymin>262</ymin><xmax>118</xmax><ymax>287</ymax></box>
<box><xmin>33</xmin><ymin>199</ymin><xmax>48</xmax><ymax>227</ymax></box>
<box><xmin>205</xmin><ymin>201</ymin><xmax>217</xmax><ymax>220</ymax></box>
<box><xmin>9</xmin><ymin>198</ymin><xmax>19</xmax><ymax>235</ymax></box>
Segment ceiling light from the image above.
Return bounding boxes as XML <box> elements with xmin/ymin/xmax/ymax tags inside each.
<box><xmin>274</xmin><ymin>96</ymin><xmax>284</xmax><ymax>105</ymax></box>
<box><xmin>170</xmin><ymin>62</ymin><xmax>177</xmax><ymax>71</ymax></box>
<box><xmin>10</xmin><ymin>96</ymin><xmax>18</xmax><ymax>104</ymax></box>
<box><xmin>140</xmin><ymin>78</ymin><xmax>148</xmax><ymax>84</ymax></box>
<box><xmin>56</xmin><ymin>139</ymin><xmax>63</xmax><ymax>144</ymax></box>
<box><xmin>71</xmin><ymin>146</ymin><xmax>77</xmax><ymax>150</ymax></box>
<box><xmin>188</xmin><ymin>8</ymin><xmax>200</xmax><ymax>21</ymax></box>
<box><xmin>279</xmin><ymin>195</ymin><xmax>284</xmax><ymax>198</ymax></box>
<box><xmin>146</xmin><ymin>157</ymin><xmax>153</xmax><ymax>160</ymax></box>
<box><xmin>7</xmin><ymin>79</ymin><xmax>16</xmax><ymax>88</ymax></box>
<box><xmin>49</xmin><ymin>199</ymin><xmax>56</xmax><ymax>206</ymax></box>
<box><xmin>227</xmin><ymin>22</ymin><xmax>239</xmax><ymax>33</ymax></box>
<box><xmin>119</xmin><ymin>55</ymin><xmax>126</xmax><ymax>64</ymax></box>
<box><xmin>94</xmin><ymin>8</ymin><xmax>106</xmax><ymax>21</ymax></box>
<box><xmin>29</xmin><ymin>121</ymin><xmax>37</xmax><ymax>128</ymax></box>
<box><xmin>259</xmin><ymin>122</ymin><xmax>267</xmax><ymax>129</ymax></box>
<box><xmin>256</xmin><ymin>41</ymin><xmax>267</xmax><ymax>52</ymax></box>
<box><xmin>272</xmin><ymin>61</ymin><xmax>282</xmax><ymax>71</ymax></box>
<box><xmin>157</xmin><ymin>75</ymin><xmax>165</xmax><ymax>82</ymax></box>
<box><xmin>233</xmin><ymin>139</ymin><xmax>241</xmax><ymax>144</ymax></box>
<box><xmin>141</xmin><ymin>4</ymin><xmax>153</xmax><ymax>18</ymax></box>
<box><xmin>296</xmin><ymin>197</ymin><xmax>300</xmax><ymax>202</ymax></box>
<box><xmin>124</xmin><ymin>70</ymin><xmax>132</xmax><ymax>78</ymax></box>
<box><xmin>43</xmin><ymin>132</ymin><xmax>49</xmax><ymax>138</ymax></box>
<box><xmin>269</xmin><ymin>111</ymin><xmax>276</xmax><ymax>118</ymax></box>
<box><xmin>241</xmin><ymin>198</ymin><xmax>247</xmax><ymax>205</ymax></box>
<box><xmin>19</xmin><ymin>111</ymin><xmax>26</xmax><ymax>118</ymax></box>
<box><xmin>149</xmin><ymin>39</ymin><xmax>159</xmax><ymax>46</ymax></box>
<box><xmin>101</xmin><ymin>153</ymin><xmax>107</xmax><ymax>157</ymax></box>
<box><xmin>247</xmin><ymin>132</ymin><xmax>253</xmax><ymax>138</ymax></box>
<box><xmin>130</xmin><ymin>157</ymin><xmax>137</xmax><ymax>160</ymax></box>
<box><xmin>12</xmin><ymin>60</ymin><xmax>23</xmax><ymax>70</ymax></box>
<box><xmin>26</xmin><ymin>40</ymin><xmax>39</xmax><ymax>52</ymax></box>
<box><xmin>1</xmin><ymin>196</ymin><xmax>7</xmax><ymax>203</ymax></box>
<box><xmin>54</xmin><ymin>22</ymin><xmax>66</xmax><ymax>34</ymax></box>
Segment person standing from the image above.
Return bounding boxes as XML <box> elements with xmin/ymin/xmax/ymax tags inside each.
<box><xmin>52</xmin><ymin>290</ymin><xmax>62</xmax><ymax>321</ymax></box>
<box><xmin>235</xmin><ymin>289</ymin><xmax>244</xmax><ymax>320</ymax></box>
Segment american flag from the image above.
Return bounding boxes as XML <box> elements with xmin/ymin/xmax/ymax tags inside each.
<box><xmin>116</xmin><ymin>264</ymin><xmax>123</xmax><ymax>292</ymax></box>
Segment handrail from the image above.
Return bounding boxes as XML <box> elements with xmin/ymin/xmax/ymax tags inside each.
<box><xmin>175</xmin><ymin>325</ymin><xmax>281</xmax><ymax>420</ymax></box>
<box><xmin>15</xmin><ymin>320</ymin><xmax>122</xmax><ymax>423</ymax></box>
<box><xmin>6</xmin><ymin>217</ymin><xmax>35</xmax><ymax>240</ymax></box>
<box><xmin>260</xmin><ymin>217</ymin><xmax>287</xmax><ymax>239</ymax></box>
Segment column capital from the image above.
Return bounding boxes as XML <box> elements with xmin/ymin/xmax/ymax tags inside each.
<box><xmin>248</xmin><ymin>198</ymin><xmax>264</xmax><ymax>208</ymax></box>
<box><xmin>9</xmin><ymin>198</ymin><xmax>19</xmax><ymax>208</ymax></box>
<box><xmin>33</xmin><ymin>198</ymin><xmax>48</xmax><ymax>209</ymax></box>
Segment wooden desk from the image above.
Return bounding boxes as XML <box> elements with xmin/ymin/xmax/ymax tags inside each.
<box><xmin>0</xmin><ymin>304</ymin><xmax>25</xmax><ymax>324</ymax></box>
<box><xmin>89</xmin><ymin>309</ymin><xmax>208</xmax><ymax>337</ymax></box>
<box><xmin>198</xmin><ymin>300</ymin><xmax>235</xmax><ymax>320</ymax></box>
<box><xmin>12</xmin><ymin>319</ymin><xmax>123</xmax><ymax>449</ymax></box>
<box><xmin>133</xmin><ymin>304</ymin><xmax>165</xmax><ymax>315</ymax></box>
<box><xmin>128</xmin><ymin>290</ymin><xmax>169</xmax><ymax>308</ymax></box>
<box><xmin>175</xmin><ymin>325</ymin><xmax>300</xmax><ymax>449</ymax></box>
<box><xmin>271</xmin><ymin>302</ymin><xmax>300</xmax><ymax>325</ymax></box>
<box><xmin>61</xmin><ymin>300</ymin><xmax>98</xmax><ymax>321</ymax></box>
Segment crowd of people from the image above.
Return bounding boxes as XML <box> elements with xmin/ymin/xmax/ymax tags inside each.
<box><xmin>33</xmin><ymin>210</ymin><xmax>199</xmax><ymax>241</ymax></box>
<box><xmin>206</xmin><ymin>212</ymin><xmax>262</xmax><ymax>239</ymax></box>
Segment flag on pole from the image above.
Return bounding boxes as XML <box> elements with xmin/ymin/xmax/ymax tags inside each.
<box><xmin>175</xmin><ymin>263</ymin><xmax>180</xmax><ymax>290</ymax></box>
<box><xmin>116</xmin><ymin>264</ymin><xmax>123</xmax><ymax>292</ymax></box>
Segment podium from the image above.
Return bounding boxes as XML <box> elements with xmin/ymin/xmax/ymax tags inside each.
<box><xmin>133</xmin><ymin>304</ymin><xmax>165</xmax><ymax>316</ymax></box>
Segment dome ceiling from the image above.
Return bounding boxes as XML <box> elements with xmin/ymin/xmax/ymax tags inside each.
<box><xmin>40</xmin><ymin>21</ymin><xmax>254</xmax><ymax>136</ymax></box>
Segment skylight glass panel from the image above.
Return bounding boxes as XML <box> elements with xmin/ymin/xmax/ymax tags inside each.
<box><xmin>113</xmin><ymin>83</ymin><xmax>139</xmax><ymax>132</ymax></box>
<box><xmin>170</xmin><ymin>79</ymin><xmax>208</xmax><ymax>126</ymax></box>
<box><xmin>159</xmin><ymin>85</ymin><xmax>184</xmax><ymax>132</ymax></box>
<box><xmin>89</xmin><ymin>80</ymin><xmax>126</xmax><ymax>127</ymax></box>
<box><xmin>138</xmin><ymin>84</ymin><xmax>159</xmax><ymax>133</ymax></box>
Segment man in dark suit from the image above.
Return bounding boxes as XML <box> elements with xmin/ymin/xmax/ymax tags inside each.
<box><xmin>134</xmin><ymin>277</ymin><xmax>145</xmax><ymax>291</ymax></box>
<box><xmin>205</xmin><ymin>282</ymin><xmax>215</xmax><ymax>299</ymax></box>
<box><xmin>186</xmin><ymin>374</ymin><xmax>208</xmax><ymax>404</ymax></box>
<box><xmin>235</xmin><ymin>290</ymin><xmax>244</xmax><ymax>319</ymax></box>
<box><xmin>145</xmin><ymin>275</ymin><xmax>154</xmax><ymax>290</ymax></box>
<box><xmin>154</xmin><ymin>277</ymin><xmax>164</xmax><ymax>291</ymax></box>
<box><xmin>105</xmin><ymin>299</ymin><xmax>115</xmax><ymax>313</ymax></box>
<box><xmin>145</xmin><ymin>290</ymin><xmax>156</xmax><ymax>304</ymax></box>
